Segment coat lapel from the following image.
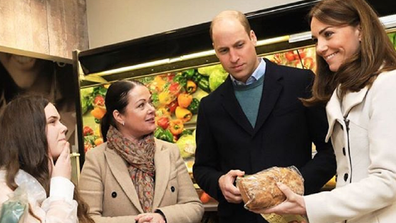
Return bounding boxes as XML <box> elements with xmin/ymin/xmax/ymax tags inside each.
<box><xmin>253</xmin><ymin>60</ymin><xmax>283</xmax><ymax>136</ymax></box>
<box><xmin>152</xmin><ymin>139</ymin><xmax>170</xmax><ymax>209</ymax></box>
<box><xmin>221</xmin><ymin>77</ymin><xmax>254</xmax><ymax>134</ymax></box>
<box><xmin>325</xmin><ymin>86</ymin><xmax>368</xmax><ymax>141</ymax></box>
<box><xmin>342</xmin><ymin>86</ymin><xmax>368</xmax><ymax>116</ymax></box>
<box><xmin>104</xmin><ymin>148</ymin><xmax>144</xmax><ymax>213</ymax></box>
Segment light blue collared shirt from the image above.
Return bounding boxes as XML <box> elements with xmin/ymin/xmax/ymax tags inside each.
<box><xmin>230</xmin><ymin>58</ymin><xmax>266</xmax><ymax>86</ymax></box>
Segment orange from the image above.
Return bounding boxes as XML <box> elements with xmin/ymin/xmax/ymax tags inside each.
<box><xmin>91</xmin><ymin>107</ymin><xmax>106</xmax><ymax>119</ymax></box>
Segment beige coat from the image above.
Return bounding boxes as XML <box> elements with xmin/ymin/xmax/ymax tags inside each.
<box><xmin>305</xmin><ymin>70</ymin><xmax>396</xmax><ymax>223</ymax></box>
<box><xmin>79</xmin><ymin>138</ymin><xmax>203</xmax><ymax>223</ymax></box>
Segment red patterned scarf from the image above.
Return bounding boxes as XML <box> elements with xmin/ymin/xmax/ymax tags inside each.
<box><xmin>106</xmin><ymin>126</ymin><xmax>155</xmax><ymax>212</ymax></box>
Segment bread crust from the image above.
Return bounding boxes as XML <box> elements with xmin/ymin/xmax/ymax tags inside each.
<box><xmin>236</xmin><ymin>166</ymin><xmax>304</xmax><ymax>210</ymax></box>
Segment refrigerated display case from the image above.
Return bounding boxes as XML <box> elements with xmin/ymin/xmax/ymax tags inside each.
<box><xmin>73</xmin><ymin>0</ymin><xmax>396</xmax><ymax>215</ymax></box>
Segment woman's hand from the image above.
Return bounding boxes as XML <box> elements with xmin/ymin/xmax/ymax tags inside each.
<box><xmin>50</xmin><ymin>142</ymin><xmax>71</xmax><ymax>180</ymax></box>
<box><xmin>134</xmin><ymin>213</ymin><xmax>165</xmax><ymax>223</ymax></box>
<box><xmin>250</xmin><ymin>182</ymin><xmax>307</xmax><ymax>215</ymax></box>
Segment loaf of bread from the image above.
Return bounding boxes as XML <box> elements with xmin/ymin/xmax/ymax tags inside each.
<box><xmin>236</xmin><ymin>166</ymin><xmax>304</xmax><ymax>210</ymax></box>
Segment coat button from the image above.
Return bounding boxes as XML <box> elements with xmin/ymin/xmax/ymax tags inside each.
<box><xmin>344</xmin><ymin>173</ymin><xmax>348</xmax><ymax>182</ymax></box>
<box><xmin>111</xmin><ymin>192</ymin><xmax>117</xmax><ymax>198</ymax></box>
<box><xmin>170</xmin><ymin>186</ymin><xmax>175</xmax><ymax>192</ymax></box>
<box><xmin>342</xmin><ymin>147</ymin><xmax>346</xmax><ymax>156</ymax></box>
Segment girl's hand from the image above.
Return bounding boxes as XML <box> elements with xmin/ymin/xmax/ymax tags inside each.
<box><xmin>50</xmin><ymin>142</ymin><xmax>71</xmax><ymax>180</ymax></box>
<box><xmin>250</xmin><ymin>182</ymin><xmax>307</xmax><ymax>215</ymax></box>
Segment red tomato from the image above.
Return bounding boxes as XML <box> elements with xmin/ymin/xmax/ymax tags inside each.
<box><xmin>93</xmin><ymin>95</ymin><xmax>105</xmax><ymax>107</ymax></box>
<box><xmin>83</xmin><ymin>126</ymin><xmax>94</xmax><ymax>136</ymax></box>
<box><xmin>169</xmin><ymin>82</ymin><xmax>181</xmax><ymax>96</ymax></box>
<box><xmin>200</xmin><ymin>192</ymin><xmax>211</xmax><ymax>204</ymax></box>
<box><xmin>168</xmin><ymin>101</ymin><xmax>178</xmax><ymax>114</ymax></box>
<box><xmin>285</xmin><ymin>51</ymin><xmax>295</xmax><ymax>62</ymax></box>
<box><xmin>157</xmin><ymin>116</ymin><xmax>170</xmax><ymax>129</ymax></box>
<box><xmin>297</xmin><ymin>49</ymin><xmax>306</xmax><ymax>59</ymax></box>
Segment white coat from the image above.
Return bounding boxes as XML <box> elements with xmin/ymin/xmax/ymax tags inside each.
<box><xmin>304</xmin><ymin>69</ymin><xmax>396</xmax><ymax>223</ymax></box>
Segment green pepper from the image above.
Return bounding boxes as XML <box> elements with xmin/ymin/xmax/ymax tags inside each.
<box><xmin>182</xmin><ymin>69</ymin><xmax>196</xmax><ymax>80</ymax></box>
<box><xmin>151</xmin><ymin>92</ymin><xmax>160</xmax><ymax>108</ymax></box>
<box><xmin>173</xmin><ymin>73</ymin><xmax>187</xmax><ymax>89</ymax></box>
<box><xmin>192</xmin><ymin>70</ymin><xmax>203</xmax><ymax>83</ymax></box>
<box><xmin>187</xmin><ymin>98</ymin><xmax>200</xmax><ymax>115</ymax></box>
<box><xmin>198</xmin><ymin>76</ymin><xmax>210</xmax><ymax>93</ymax></box>
<box><xmin>181</xmin><ymin>129</ymin><xmax>194</xmax><ymax>136</ymax></box>
<box><xmin>154</xmin><ymin>128</ymin><xmax>174</xmax><ymax>142</ymax></box>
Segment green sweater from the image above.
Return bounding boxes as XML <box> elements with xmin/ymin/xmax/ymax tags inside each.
<box><xmin>234</xmin><ymin>75</ymin><xmax>264</xmax><ymax>127</ymax></box>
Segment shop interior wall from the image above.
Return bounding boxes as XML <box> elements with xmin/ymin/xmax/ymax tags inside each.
<box><xmin>0</xmin><ymin>0</ymin><xmax>89</xmax><ymax>59</ymax></box>
<box><xmin>86</xmin><ymin>0</ymin><xmax>299</xmax><ymax>48</ymax></box>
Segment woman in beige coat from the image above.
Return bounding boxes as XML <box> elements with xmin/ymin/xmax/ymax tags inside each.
<box><xmin>79</xmin><ymin>80</ymin><xmax>203</xmax><ymax>223</ymax></box>
<box><xmin>254</xmin><ymin>0</ymin><xmax>396</xmax><ymax>222</ymax></box>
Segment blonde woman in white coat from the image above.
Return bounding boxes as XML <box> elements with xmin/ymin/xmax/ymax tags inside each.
<box><xmin>252</xmin><ymin>0</ymin><xmax>396</xmax><ymax>222</ymax></box>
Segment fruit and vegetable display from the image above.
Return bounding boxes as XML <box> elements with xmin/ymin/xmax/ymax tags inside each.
<box><xmin>80</xmin><ymin>45</ymin><xmax>323</xmax><ymax>156</ymax></box>
<box><xmin>264</xmin><ymin>47</ymin><xmax>317</xmax><ymax>72</ymax></box>
<box><xmin>81</xmin><ymin>85</ymin><xmax>108</xmax><ymax>153</ymax></box>
<box><xmin>80</xmin><ymin>64</ymin><xmax>228</xmax><ymax>158</ymax></box>
<box><xmin>80</xmin><ymin>46</ymin><xmax>322</xmax><ymax>155</ymax></box>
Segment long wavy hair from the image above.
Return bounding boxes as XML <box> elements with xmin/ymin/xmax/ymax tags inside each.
<box><xmin>302</xmin><ymin>0</ymin><xmax>396</xmax><ymax>106</ymax></box>
<box><xmin>0</xmin><ymin>95</ymin><xmax>94</xmax><ymax>223</ymax></box>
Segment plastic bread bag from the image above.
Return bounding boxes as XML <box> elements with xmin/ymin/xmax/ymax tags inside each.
<box><xmin>14</xmin><ymin>170</ymin><xmax>47</xmax><ymax>206</ymax></box>
<box><xmin>236</xmin><ymin>166</ymin><xmax>308</xmax><ymax>223</ymax></box>
<box><xmin>0</xmin><ymin>170</ymin><xmax>46</xmax><ymax>223</ymax></box>
<box><xmin>260</xmin><ymin>213</ymin><xmax>308</xmax><ymax>223</ymax></box>
<box><xmin>0</xmin><ymin>186</ymin><xmax>28</xmax><ymax>223</ymax></box>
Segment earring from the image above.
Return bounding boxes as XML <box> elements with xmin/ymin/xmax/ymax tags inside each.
<box><xmin>122</xmin><ymin>121</ymin><xmax>125</xmax><ymax>126</ymax></box>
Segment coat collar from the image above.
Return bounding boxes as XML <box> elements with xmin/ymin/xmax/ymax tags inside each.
<box><xmin>325</xmin><ymin>86</ymin><xmax>369</xmax><ymax>141</ymax></box>
<box><xmin>104</xmin><ymin>139</ymin><xmax>170</xmax><ymax>213</ymax></box>
<box><xmin>220</xmin><ymin>58</ymin><xmax>283</xmax><ymax>136</ymax></box>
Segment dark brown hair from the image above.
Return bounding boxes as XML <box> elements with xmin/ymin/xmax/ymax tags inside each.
<box><xmin>303</xmin><ymin>0</ymin><xmax>396</xmax><ymax>106</ymax></box>
<box><xmin>0</xmin><ymin>94</ymin><xmax>94</xmax><ymax>223</ymax></box>
<box><xmin>100</xmin><ymin>80</ymin><xmax>143</xmax><ymax>140</ymax></box>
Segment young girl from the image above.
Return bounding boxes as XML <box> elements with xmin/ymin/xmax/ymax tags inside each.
<box><xmin>0</xmin><ymin>95</ymin><xmax>93</xmax><ymax>223</ymax></box>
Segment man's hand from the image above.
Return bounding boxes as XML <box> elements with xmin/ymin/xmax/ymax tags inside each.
<box><xmin>218</xmin><ymin>169</ymin><xmax>245</xmax><ymax>203</ymax></box>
